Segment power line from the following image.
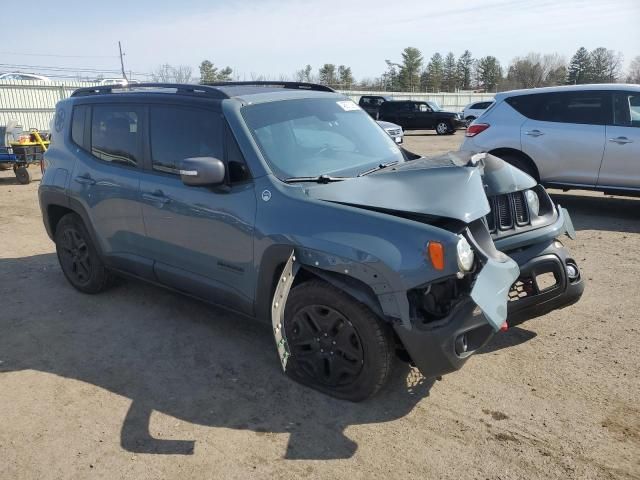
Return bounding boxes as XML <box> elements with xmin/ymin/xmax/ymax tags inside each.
<box><xmin>0</xmin><ymin>62</ymin><xmax>154</xmax><ymax>77</ymax></box>
<box><xmin>0</xmin><ymin>51</ymin><xmax>118</xmax><ymax>59</ymax></box>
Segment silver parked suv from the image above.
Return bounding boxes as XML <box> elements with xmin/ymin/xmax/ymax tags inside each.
<box><xmin>460</xmin><ymin>84</ymin><xmax>640</xmax><ymax>195</ymax></box>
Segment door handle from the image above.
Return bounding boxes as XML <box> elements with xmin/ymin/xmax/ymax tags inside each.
<box><xmin>609</xmin><ymin>136</ymin><xmax>633</xmax><ymax>144</ymax></box>
<box><xmin>74</xmin><ymin>175</ymin><xmax>96</xmax><ymax>185</ymax></box>
<box><xmin>142</xmin><ymin>191</ymin><xmax>171</xmax><ymax>204</ymax></box>
<box><xmin>525</xmin><ymin>130</ymin><xmax>544</xmax><ymax>137</ymax></box>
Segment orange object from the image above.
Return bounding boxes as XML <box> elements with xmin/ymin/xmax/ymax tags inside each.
<box><xmin>427</xmin><ymin>241</ymin><xmax>445</xmax><ymax>270</ymax></box>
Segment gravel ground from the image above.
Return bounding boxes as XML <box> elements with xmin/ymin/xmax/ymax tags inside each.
<box><xmin>0</xmin><ymin>132</ymin><xmax>638</xmax><ymax>479</ymax></box>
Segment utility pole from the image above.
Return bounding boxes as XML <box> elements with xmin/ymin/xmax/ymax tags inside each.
<box><xmin>118</xmin><ymin>41</ymin><xmax>128</xmax><ymax>81</ymax></box>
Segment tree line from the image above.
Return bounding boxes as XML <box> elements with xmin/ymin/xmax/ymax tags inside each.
<box><xmin>150</xmin><ymin>49</ymin><xmax>639</xmax><ymax>92</ymax></box>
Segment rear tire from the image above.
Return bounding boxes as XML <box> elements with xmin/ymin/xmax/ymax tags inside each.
<box><xmin>54</xmin><ymin>213</ymin><xmax>113</xmax><ymax>294</ymax></box>
<box><xmin>435</xmin><ymin>121</ymin><xmax>451</xmax><ymax>135</ymax></box>
<box><xmin>283</xmin><ymin>280</ymin><xmax>394</xmax><ymax>401</ymax></box>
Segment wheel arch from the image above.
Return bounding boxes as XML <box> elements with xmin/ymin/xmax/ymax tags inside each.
<box><xmin>487</xmin><ymin>147</ymin><xmax>540</xmax><ymax>181</ymax></box>
<box><xmin>255</xmin><ymin>245</ymin><xmax>387</xmax><ymax>324</ymax></box>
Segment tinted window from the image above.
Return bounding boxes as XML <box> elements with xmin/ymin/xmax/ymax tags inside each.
<box><xmin>71</xmin><ymin>105</ymin><xmax>88</xmax><ymax>148</ymax></box>
<box><xmin>507</xmin><ymin>92</ymin><xmax>611</xmax><ymax>125</ymax></box>
<box><xmin>91</xmin><ymin>105</ymin><xmax>143</xmax><ymax>166</ymax></box>
<box><xmin>149</xmin><ymin>105</ymin><xmax>222</xmax><ymax>174</ymax></box>
<box><xmin>613</xmin><ymin>92</ymin><xmax>640</xmax><ymax>128</ymax></box>
<box><xmin>473</xmin><ymin>102</ymin><xmax>491</xmax><ymax>109</ymax></box>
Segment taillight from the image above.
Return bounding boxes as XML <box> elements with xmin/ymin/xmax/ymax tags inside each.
<box><xmin>465</xmin><ymin>123</ymin><xmax>490</xmax><ymax>137</ymax></box>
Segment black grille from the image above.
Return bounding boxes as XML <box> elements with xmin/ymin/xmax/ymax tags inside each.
<box><xmin>512</xmin><ymin>191</ymin><xmax>530</xmax><ymax>225</ymax></box>
<box><xmin>487</xmin><ymin>192</ymin><xmax>531</xmax><ymax>233</ymax></box>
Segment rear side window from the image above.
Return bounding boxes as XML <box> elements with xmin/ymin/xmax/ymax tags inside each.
<box><xmin>507</xmin><ymin>92</ymin><xmax>611</xmax><ymax>125</ymax></box>
<box><xmin>149</xmin><ymin>105</ymin><xmax>222</xmax><ymax>174</ymax></box>
<box><xmin>71</xmin><ymin>105</ymin><xmax>89</xmax><ymax>148</ymax></box>
<box><xmin>613</xmin><ymin>92</ymin><xmax>640</xmax><ymax>128</ymax></box>
<box><xmin>91</xmin><ymin>105</ymin><xmax>143</xmax><ymax>167</ymax></box>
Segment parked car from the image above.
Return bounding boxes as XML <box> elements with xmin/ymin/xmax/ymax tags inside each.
<box><xmin>98</xmin><ymin>78</ymin><xmax>139</xmax><ymax>86</ymax></box>
<box><xmin>0</xmin><ymin>72</ymin><xmax>51</xmax><ymax>83</ymax></box>
<box><xmin>376</xmin><ymin>120</ymin><xmax>403</xmax><ymax>143</ymax></box>
<box><xmin>378</xmin><ymin>100</ymin><xmax>465</xmax><ymax>134</ymax></box>
<box><xmin>358</xmin><ymin>95</ymin><xmax>392</xmax><ymax>118</ymax></box>
<box><xmin>40</xmin><ymin>81</ymin><xmax>578</xmax><ymax>401</ymax></box>
<box><xmin>461</xmin><ymin>84</ymin><xmax>640</xmax><ymax>195</ymax></box>
<box><xmin>462</xmin><ymin>100</ymin><xmax>494</xmax><ymax>124</ymax></box>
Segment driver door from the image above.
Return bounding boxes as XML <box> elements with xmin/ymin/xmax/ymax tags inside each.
<box><xmin>139</xmin><ymin>103</ymin><xmax>256</xmax><ymax>315</ymax></box>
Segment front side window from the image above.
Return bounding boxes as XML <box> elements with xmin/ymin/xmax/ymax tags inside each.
<box><xmin>91</xmin><ymin>105</ymin><xmax>143</xmax><ymax>166</ymax></box>
<box><xmin>149</xmin><ymin>105</ymin><xmax>222</xmax><ymax>174</ymax></box>
<box><xmin>242</xmin><ymin>98</ymin><xmax>404</xmax><ymax>179</ymax></box>
<box><xmin>613</xmin><ymin>92</ymin><xmax>640</xmax><ymax>128</ymax></box>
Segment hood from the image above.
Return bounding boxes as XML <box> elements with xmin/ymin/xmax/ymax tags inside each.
<box><xmin>306</xmin><ymin>156</ymin><xmax>491</xmax><ymax>223</ymax></box>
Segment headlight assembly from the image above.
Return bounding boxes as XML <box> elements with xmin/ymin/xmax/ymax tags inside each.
<box><xmin>525</xmin><ymin>189</ymin><xmax>540</xmax><ymax>217</ymax></box>
<box><xmin>456</xmin><ymin>236</ymin><xmax>475</xmax><ymax>272</ymax></box>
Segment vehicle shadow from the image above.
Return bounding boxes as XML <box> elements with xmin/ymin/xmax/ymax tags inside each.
<box><xmin>0</xmin><ymin>253</ymin><xmax>434</xmax><ymax>460</ymax></box>
<box><xmin>550</xmin><ymin>192</ymin><xmax>640</xmax><ymax>234</ymax></box>
<box><xmin>478</xmin><ymin>326</ymin><xmax>537</xmax><ymax>354</ymax></box>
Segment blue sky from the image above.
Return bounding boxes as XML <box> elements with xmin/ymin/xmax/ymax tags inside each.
<box><xmin>1</xmin><ymin>0</ymin><xmax>638</xmax><ymax>80</ymax></box>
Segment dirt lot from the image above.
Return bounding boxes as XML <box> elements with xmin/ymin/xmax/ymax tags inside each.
<box><xmin>1</xmin><ymin>132</ymin><xmax>639</xmax><ymax>479</ymax></box>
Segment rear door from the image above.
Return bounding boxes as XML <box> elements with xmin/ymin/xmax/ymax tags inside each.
<box><xmin>139</xmin><ymin>102</ymin><xmax>256</xmax><ymax>315</ymax></box>
<box><xmin>68</xmin><ymin>102</ymin><xmax>151</xmax><ymax>276</ymax></box>
<box><xmin>517</xmin><ymin>91</ymin><xmax>609</xmax><ymax>186</ymax></box>
<box><xmin>598</xmin><ymin>91</ymin><xmax>640</xmax><ymax>190</ymax></box>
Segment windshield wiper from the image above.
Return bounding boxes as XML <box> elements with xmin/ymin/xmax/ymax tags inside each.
<box><xmin>358</xmin><ymin>161</ymin><xmax>400</xmax><ymax>177</ymax></box>
<box><xmin>283</xmin><ymin>174</ymin><xmax>347</xmax><ymax>184</ymax></box>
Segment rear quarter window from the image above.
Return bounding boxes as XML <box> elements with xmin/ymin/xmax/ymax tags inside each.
<box><xmin>506</xmin><ymin>92</ymin><xmax>611</xmax><ymax>125</ymax></box>
<box><xmin>71</xmin><ymin>105</ymin><xmax>89</xmax><ymax>149</ymax></box>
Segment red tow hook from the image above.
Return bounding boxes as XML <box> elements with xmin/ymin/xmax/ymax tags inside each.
<box><xmin>500</xmin><ymin>321</ymin><xmax>509</xmax><ymax>332</ymax></box>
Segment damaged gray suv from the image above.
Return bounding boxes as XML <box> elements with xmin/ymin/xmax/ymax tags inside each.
<box><xmin>39</xmin><ymin>82</ymin><xmax>582</xmax><ymax>401</ymax></box>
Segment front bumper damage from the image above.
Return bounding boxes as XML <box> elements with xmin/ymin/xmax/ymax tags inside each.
<box><xmin>495</xmin><ymin>207</ymin><xmax>585</xmax><ymax>325</ymax></box>
<box><xmin>394</xmin><ymin>228</ymin><xmax>519</xmax><ymax>380</ymax></box>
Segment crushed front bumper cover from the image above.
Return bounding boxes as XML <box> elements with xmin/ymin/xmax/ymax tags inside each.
<box><xmin>394</xmin><ymin>246</ymin><xmax>519</xmax><ymax>380</ymax></box>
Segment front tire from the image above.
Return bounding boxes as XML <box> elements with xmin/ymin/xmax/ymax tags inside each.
<box><xmin>435</xmin><ymin>121</ymin><xmax>451</xmax><ymax>135</ymax></box>
<box><xmin>283</xmin><ymin>280</ymin><xmax>394</xmax><ymax>401</ymax></box>
<box><xmin>54</xmin><ymin>213</ymin><xmax>113</xmax><ymax>294</ymax></box>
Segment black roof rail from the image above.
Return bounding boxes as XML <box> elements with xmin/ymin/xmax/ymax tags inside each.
<box><xmin>71</xmin><ymin>83</ymin><xmax>228</xmax><ymax>99</ymax></box>
<box><xmin>203</xmin><ymin>81</ymin><xmax>335</xmax><ymax>93</ymax></box>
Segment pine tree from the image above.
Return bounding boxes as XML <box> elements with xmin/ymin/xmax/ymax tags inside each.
<box><xmin>425</xmin><ymin>53</ymin><xmax>444</xmax><ymax>92</ymax></box>
<box><xmin>398</xmin><ymin>47</ymin><xmax>423</xmax><ymax>91</ymax></box>
<box><xmin>476</xmin><ymin>56</ymin><xmax>502</xmax><ymax>91</ymax></box>
<box><xmin>456</xmin><ymin>50</ymin><xmax>474</xmax><ymax>90</ymax></box>
<box><xmin>443</xmin><ymin>52</ymin><xmax>457</xmax><ymax>92</ymax></box>
<box><xmin>338</xmin><ymin>65</ymin><xmax>354</xmax><ymax>88</ymax></box>
<box><xmin>566</xmin><ymin>47</ymin><xmax>591</xmax><ymax>84</ymax></box>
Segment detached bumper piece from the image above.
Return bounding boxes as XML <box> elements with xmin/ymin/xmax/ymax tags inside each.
<box><xmin>506</xmin><ymin>242</ymin><xmax>584</xmax><ymax>326</ymax></box>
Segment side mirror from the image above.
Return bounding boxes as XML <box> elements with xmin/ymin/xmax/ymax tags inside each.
<box><xmin>180</xmin><ymin>157</ymin><xmax>226</xmax><ymax>186</ymax></box>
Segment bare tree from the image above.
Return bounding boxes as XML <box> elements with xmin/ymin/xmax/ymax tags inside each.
<box><xmin>152</xmin><ymin>64</ymin><xmax>192</xmax><ymax>83</ymax></box>
<box><xmin>507</xmin><ymin>53</ymin><xmax>566</xmax><ymax>88</ymax></box>
<box><xmin>627</xmin><ymin>56</ymin><xmax>640</xmax><ymax>84</ymax></box>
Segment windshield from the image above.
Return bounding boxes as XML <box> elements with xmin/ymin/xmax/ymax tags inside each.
<box><xmin>427</xmin><ymin>101</ymin><xmax>441</xmax><ymax>111</ymax></box>
<box><xmin>242</xmin><ymin>98</ymin><xmax>404</xmax><ymax>179</ymax></box>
